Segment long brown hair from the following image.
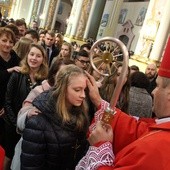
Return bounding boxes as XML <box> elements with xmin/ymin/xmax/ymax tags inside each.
<box><xmin>100</xmin><ymin>62</ymin><xmax>130</xmax><ymax>113</ymax></box>
<box><xmin>55</xmin><ymin>33</ymin><xmax>63</xmax><ymax>49</ymax></box>
<box><xmin>20</xmin><ymin>43</ymin><xmax>48</xmax><ymax>81</ymax></box>
<box><xmin>13</xmin><ymin>37</ymin><xmax>33</xmax><ymax>60</ymax></box>
<box><xmin>58</xmin><ymin>41</ymin><xmax>73</xmax><ymax>59</ymax></box>
<box><xmin>48</xmin><ymin>58</ymin><xmax>74</xmax><ymax>86</ymax></box>
<box><xmin>52</xmin><ymin>64</ymin><xmax>89</xmax><ymax>131</ymax></box>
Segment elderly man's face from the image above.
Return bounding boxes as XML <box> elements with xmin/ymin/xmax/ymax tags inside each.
<box><xmin>145</xmin><ymin>64</ymin><xmax>157</xmax><ymax>80</ymax></box>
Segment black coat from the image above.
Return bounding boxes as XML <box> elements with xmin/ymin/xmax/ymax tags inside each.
<box><xmin>41</xmin><ymin>43</ymin><xmax>60</xmax><ymax>67</ymax></box>
<box><xmin>0</xmin><ymin>50</ymin><xmax>20</xmax><ymax>108</ymax></box>
<box><xmin>0</xmin><ymin>20</ymin><xmax>7</xmax><ymax>27</ymax></box>
<box><xmin>146</xmin><ymin>76</ymin><xmax>157</xmax><ymax>95</ymax></box>
<box><xmin>3</xmin><ymin>71</ymin><xmax>42</xmax><ymax>158</ymax></box>
<box><xmin>21</xmin><ymin>90</ymin><xmax>89</xmax><ymax>170</ymax></box>
<box><xmin>4</xmin><ymin>72</ymin><xmax>41</xmax><ymax>126</ymax></box>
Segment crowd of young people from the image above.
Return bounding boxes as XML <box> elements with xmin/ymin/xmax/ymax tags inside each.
<box><xmin>1</xmin><ymin>15</ymin><xmax>169</xmax><ymax>170</ymax></box>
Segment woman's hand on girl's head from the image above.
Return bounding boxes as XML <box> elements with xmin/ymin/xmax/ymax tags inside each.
<box><xmin>85</xmin><ymin>71</ymin><xmax>102</xmax><ymax>107</ymax></box>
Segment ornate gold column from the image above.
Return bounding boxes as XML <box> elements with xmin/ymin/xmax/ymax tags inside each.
<box><xmin>31</xmin><ymin>0</ymin><xmax>40</xmax><ymax>21</ymax></box>
<box><xmin>45</xmin><ymin>0</ymin><xmax>58</xmax><ymax>30</ymax></box>
<box><xmin>51</xmin><ymin>0</ymin><xmax>61</xmax><ymax>31</ymax></box>
<box><xmin>0</xmin><ymin>0</ymin><xmax>13</xmax><ymax>17</ymax></box>
<box><xmin>66</xmin><ymin>0</ymin><xmax>84</xmax><ymax>39</ymax></box>
<box><xmin>83</xmin><ymin>0</ymin><xmax>98</xmax><ymax>40</ymax></box>
<box><xmin>74</xmin><ymin>0</ymin><xmax>92</xmax><ymax>40</ymax></box>
<box><xmin>39</xmin><ymin>0</ymin><xmax>50</xmax><ymax>28</ymax></box>
<box><xmin>83</xmin><ymin>0</ymin><xmax>106</xmax><ymax>40</ymax></box>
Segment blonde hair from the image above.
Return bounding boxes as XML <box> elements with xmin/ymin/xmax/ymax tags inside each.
<box><xmin>100</xmin><ymin>62</ymin><xmax>130</xmax><ymax>113</ymax></box>
<box><xmin>52</xmin><ymin>64</ymin><xmax>89</xmax><ymax>131</ymax></box>
<box><xmin>55</xmin><ymin>33</ymin><xmax>63</xmax><ymax>48</ymax></box>
<box><xmin>20</xmin><ymin>43</ymin><xmax>48</xmax><ymax>81</ymax></box>
<box><xmin>13</xmin><ymin>37</ymin><xmax>33</xmax><ymax>60</ymax></box>
<box><xmin>59</xmin><ymin>41</ymin><xmax>73</xmax><ymax>59</ymax></box>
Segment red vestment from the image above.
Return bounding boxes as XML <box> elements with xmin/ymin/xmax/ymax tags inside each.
<box><xmin>0</xmin><ymin>146</ymin><xmax>5</xmax><ymax>170</ymax></box>
<box><xmin>98</xmin><ymin>109</ymin><xmax>170</xmax><ymax>170</ymax></box>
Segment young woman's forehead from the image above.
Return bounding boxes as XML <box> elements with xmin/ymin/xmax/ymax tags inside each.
<box><xmin>69</xmin><ymin>74</ymin><xmax>87</xmax><ymax>83</ymax></box>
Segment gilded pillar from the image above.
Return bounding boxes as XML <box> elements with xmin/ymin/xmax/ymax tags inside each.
<box><xmin>65</xmin><ymin>0</ymin><xmax>79</xmax><ymax>36</ymax></box>
<box><xmin>66</xmin><ymin>0</ymin><xmax>84</xmax><ymax>38</ymax></box>
<box><xmin>45</xmin><ymin>0</ymin><xmax>58</xmax><ymax>30</ymax></box>
<box><xmin>83</xmin><ymin>0</ymin><xmax>98</xmax><ymax>40</ymax></box>
<box><xmin>51</xmin><ymin>0</ymin><xmax>61</xmax><ymax>31</ymax></box>
<box><xmin>31</xmin><ymin>0</ymin><xmax>40</xmax><ymax>21</ymax></box>
<box><xmin>83</xmin><ymin>0</ymin><xmax>106</xmax><ymax>40</ymax></box>
<box><xmin>75</xmin><ymin>0</ymin><xmax>92</xmax><ymax>40</ymax></box>
<box><xmin>39</xmin><ymin>0</ymin><xmax>50</xmax><ymax>29</ymax></box>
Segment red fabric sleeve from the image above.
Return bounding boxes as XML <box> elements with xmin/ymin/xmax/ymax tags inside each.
<box><xmin>98</xmin><ymin>166</ymin><xmax>114</xmax><ymax>170</ymax></box>
<box><xmin>110</xmin><ymin>109</ymin><xmax>154</xmax><ymax>154</ymax></box>
<box><xmin>0</xmin><ymin>146</ymin><xmax>5</xmax><ymax>170</ymax></box>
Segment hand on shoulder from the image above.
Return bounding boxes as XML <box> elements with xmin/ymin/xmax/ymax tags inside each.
<box><xmin>7</xmin><ymin>66</ymin><xmax>21</xmax><ymax>73</ymax></box>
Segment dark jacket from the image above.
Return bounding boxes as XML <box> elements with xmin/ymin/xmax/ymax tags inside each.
<box><xmin>0</xmin><ymin>20</ymin><xmax>7</xmax><ymax>27</ymax></box>
<box><xmin>146</xmin><ymin>75</ymin><xmax>157</xmax><ymax>95</ymax></box>
<box><xmin>0</xmin><ymin>50</ymin><xmax>20</xmax><ymax>108</ymax></box>
<box><xmin>4</xmin><ymin>72</ymin><xmax>41</xmax><ymax>126</ymax></box>
<box><xmin>21</xmin><ymin>90</ymin><xmax>89</xmax><ymax>170</ymax></box>
<box><xmin>41</xmin><ymin>42</ymin><xmax>60</xmax><ymax>67</ymax></box>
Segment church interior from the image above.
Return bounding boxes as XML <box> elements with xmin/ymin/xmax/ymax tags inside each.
<box><xmin>0</xmin><ymin>0</ymin><xmax>170</xmax><ymax>71</ymax></box>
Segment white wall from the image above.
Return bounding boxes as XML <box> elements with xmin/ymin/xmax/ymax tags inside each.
<box><xmin>115</xmin><ymin>2</ymin><xmax>149</xmax><ymax>52</ymax></box>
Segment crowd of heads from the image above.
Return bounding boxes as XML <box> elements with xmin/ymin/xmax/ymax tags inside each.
<box><xmin>1</xmin><ymin>8</ymin><xmax>170</xmax><ymax>170</ymax></box>
<box><xmin>0</xmin><ymin>14</ymin><xmax>161</xmax><ymax>120</ymax></box>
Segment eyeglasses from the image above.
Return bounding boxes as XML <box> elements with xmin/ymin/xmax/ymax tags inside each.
<box><xmin>77</xmin><ymin>58</ymin><xmax>90</xmax><ymax>65</ymax></box>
